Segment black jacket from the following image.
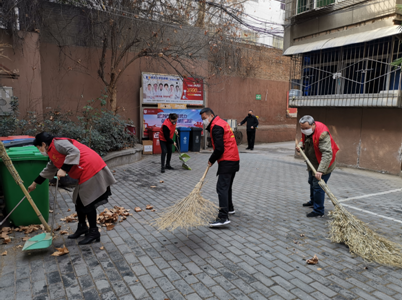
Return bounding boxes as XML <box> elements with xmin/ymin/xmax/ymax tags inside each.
<box><xmin>240</xmin><ymin>115</ymin><xmax>259</xmax><ymax>131</ymax></box>
<box><xmin>207</xmin><ymin>116</ymin><xmax>240</xmax><ymax>175</ymax></box>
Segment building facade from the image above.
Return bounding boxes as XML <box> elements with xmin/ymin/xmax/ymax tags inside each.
<box><xmin>283</xmin><ymin>0</ymin><xmax>402</xmax><ymax>175</ymax></box>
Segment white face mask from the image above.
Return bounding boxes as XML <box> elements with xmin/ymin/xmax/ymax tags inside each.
<box><xmin>301</xmin><ymin>128</ymin><xmax>314</xmax><ymax>136</ymax></box>
<box><xmin>40</xmin><ymin>151</ymin><xmax>49</xmax><ymax>157</ymax></box>
<box><xmin>203</xmin><ymin>117</ymin><xmax>210</xmax><ymax>127</ymax></box>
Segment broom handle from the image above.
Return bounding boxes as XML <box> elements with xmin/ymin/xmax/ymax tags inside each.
<box><xmin>295</xmin><ymin>139</ymin><xmax>341</xmax><ymax>208</ymax></box>
<box><xmin>0</xmin><ymin>141</ymin><xmax>52</xmax><ymax>232</ymax></box>
<box><xmin>200</xmin><ymin>166</ymin><xmax>210</xmax><ymax>182</ymax></box>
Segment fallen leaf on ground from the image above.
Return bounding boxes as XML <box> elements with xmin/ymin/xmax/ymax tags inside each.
<box><xmin>160</xmin><ymin>180</ymin><xmax>164</xmax><ymax>183</ymax></box>
<box><xmin>2</xmin><ymin>227</ymin><xmax>11</xmax><ymax>232</ymax></box>
<box><xmin>54</xmin><ymin>225</ymin><xmax>61</xmax><ymax>231</ymax></box>
<box><xmin>106</xmin><ymin>224</ymin><xmax>115</xmax><ymax>231</ymax></box>
<box><xmin>17</xmin><ymin>245</ymin><xmax>23</xmax><ymax>249</ymax></box>
<box><xmin>23</xmin><ymin>237</ymin><xmax>30</xmax><ymax>241</ymax></box>
<box><xmin>100</xmin><ymin>246</ymin><xmax>104</xmax><ymax>250</ymax></box>
<box><xmin>61</xmin><ymin>213</ymin><xmax>78</xmax><ymax>223</ymax></box>
<box><xmin>67</xmin><ymin>209</ymin><xmax>71</xmax><ymax>212</ymax></box>
<box><xmin>3</xmin><ymin>237</ymin><xmax>11</xmax><ymax>244</ymax></box>
<box><xmin>300</xmin><ymin>234</ymin><xmax>305</xmax><ymax>237</ymax></box>
<box><xmin>134</xmin><ymin>207</ymin><xmax>142</xmax><ymax>212</ymax></box>
<box><xmin>51</xmin><ymin>245</ymin><xmax>69</xmax><ymax>256</ymax></box>
<box><xmin>317</xmin><ymin>268</ymin><xmax>322</xmax><ymax>271</ymax></box>
<box><xmin>146</xmin><ymin>205</ymin><xmax>153</xmax><ymax>210</ymax></box>
<box><xmin>49</xmin><ymin>210</ymin><xmax>54</xmax><ymax>213</ymax></box>
<box><xmin>60</xmin><ymin>231</ymin><xmax>68</xmax><ymax>235</ymax></box>
<box><xmin>151</xmin><ymin>209</ymin><xmax>156</xmax><ymax>212</ymax></box>
<box><xmin>307</xmin><ymin>254</ymin><xmax>319</xmax><ymax>265</ymax></box>
<box><xmin>1</xmin><ymin>251</ymin><xmax>7</xmax><ymax>256</ymax></box>
<box><xmin>150</xmin><ymin>186</ymin><xmax>156</xmax><ymax>188</ymax></box>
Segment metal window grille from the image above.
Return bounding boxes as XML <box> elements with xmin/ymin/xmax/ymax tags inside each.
<box><xmin>289</xmin><ymin>36</ymin><xmax>402</xmax><ymax>107</ymax></box>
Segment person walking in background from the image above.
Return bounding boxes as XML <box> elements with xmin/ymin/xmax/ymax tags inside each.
<box><xmin>200</xmin><ymin>108</ymin><xmax>240</xmax><ymax>227</ymax></box>
<box><xmin>296</xmin><ymin>115</ymin><xmax>339</xmax><ymax>218</ymax></box>
<box><xmin>239</xmin><ymin>110</ymin><xmax>259</xmax><ymax>150</ymax></box>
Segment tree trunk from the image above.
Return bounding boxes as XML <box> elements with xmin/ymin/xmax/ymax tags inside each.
<box><xmin>108</xmin><ymin>85</ymin><xmax>117</xmax><ymax>113</ymax></box>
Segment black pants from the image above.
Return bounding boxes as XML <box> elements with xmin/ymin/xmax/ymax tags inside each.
<box><xmin>217</xmin><ymin>172</ymin><xmax>236</xmax><ymax>219</ymax></box>
<box><xmin>160</xmin><ymin>140</ymin><xmax>172</xmax><ymax>167</ymax></box>
<box><xmin>247</xmin><ymin>130</ymin><xmax>256</xmax><ymax>149</ymax></box>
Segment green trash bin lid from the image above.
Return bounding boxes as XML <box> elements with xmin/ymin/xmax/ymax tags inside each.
<box><xmin>0</xmin><ymin>146</ymin><xmax>48</xmax><ymax>162</ymax></box>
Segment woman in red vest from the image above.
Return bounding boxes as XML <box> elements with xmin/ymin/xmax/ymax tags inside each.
<box><xmin>159</xmin><ymin>113</ymin><xmax>178</xmax><ymax>173</ymax></box>
<box><xmin>28</xmin><ymin>132</ymin><xmax>116</xmax><ymax>244</ymax></box>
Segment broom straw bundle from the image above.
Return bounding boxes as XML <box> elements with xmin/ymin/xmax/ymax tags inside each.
<box><xmin>296</xmin><ymin>139</ymin><xmax>402</xmax><ymax>267</ymax></box>
<box><xmin>155</xmin><ymin>166</ymin><xmax>218</xmax><ymax>232</ymax></box>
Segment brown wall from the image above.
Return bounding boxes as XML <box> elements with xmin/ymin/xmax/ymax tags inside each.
<box><xmin>1</xmin><ymin>29</ymin><xmax>295</xmax><ymax>144</ymax></box>
<box><xmin>208</xmin><ymin>75</ymin><xmax>296</xmax><ymax>143</ymax></box>
<box><xmin>0</xmin><ymin>32</ymin><xmax>43</xmax><ymax>115</ymax></box>
<box><xmin>297</xmin><ymin>107</ymin><xmax>402</xmax><ymax>175</ymax></box>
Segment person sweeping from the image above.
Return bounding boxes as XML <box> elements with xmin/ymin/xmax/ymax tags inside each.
<box><xmin>200</xmin><ymin>108</ymin><xmax>240</xmax><ymax>227</ymax></box>
<box><xmin>159</xmin><ymin>113</ymin><xmax>178</xmax><ymax>173</ymax></box>
<box><xmin>27</xmin><ymin>132</ymin><xmax>116</xmax><ymax>245</ymax></box>
<box><xmin>297</xmin><ymin>115</ymin><xmax>339</xmax><ymax>218</ymax></box>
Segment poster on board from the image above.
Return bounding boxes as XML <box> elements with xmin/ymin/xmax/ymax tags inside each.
<box><xmin>143</xmin><ymin>108</ymin><xmax>203</xmax><ymax>138</ymax></box>
<box><xmin>142</xmin><ymin>72</ymin><xmax>203</xmax><ymax>105</ymax></box>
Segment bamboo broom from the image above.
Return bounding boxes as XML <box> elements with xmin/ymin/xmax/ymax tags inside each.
<box><xmin>154</xmin><ymin>166</ymin><xmax>218</xmax><ymax>232</ymax></box>
<box><xmin>296</xmin><ymin>138</ymin><xmax>402</xmax><ymax>267</ymax></box>
<box><xmin>0</xmin><ymin>141</ymin><xmax>51</xmax><ymax>232</ymax></box>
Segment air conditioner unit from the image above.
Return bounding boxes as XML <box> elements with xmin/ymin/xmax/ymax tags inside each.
<box><xmin>0</xmin><ymin>87</ymin><xmax>13</xmax><ymax>115</ymax></box>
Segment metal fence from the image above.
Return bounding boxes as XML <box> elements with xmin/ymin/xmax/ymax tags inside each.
<box><xmin>288</xmin><ymin>36</ymin><xmax>402</xmax><ymax>107</ymax></box>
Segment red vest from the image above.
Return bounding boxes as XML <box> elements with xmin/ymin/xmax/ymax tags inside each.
<box><xmin>47</xmin><ymin>138</ymin><xmax>107</xmax><ymax>184</ymax></box>
<box><xmin>210</xmin><ymin>116</ymin><xmax>240</xmax><ymax>163</ymax></box>
<box><xmin>301</xmin><ymin>121</ymin><xmax>339</xmax><ymax>167</ymax></box>
<box><xmin>159</xmin><ymin>119</ymin><xmax>176</xmax><ymax>142</ymax></box>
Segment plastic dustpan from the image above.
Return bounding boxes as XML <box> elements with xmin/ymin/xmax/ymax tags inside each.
<box><xmin>179</xmin><ymin>153</ymin><xmax>191</xmax><ymax>162</ymax></box>
<box><xmin>22</xmin><ymin>232</ymin><xmax>53</xmax><ymax>251</ymax></box>
<box><xmin>22</xmin><ymin>177</ymin><xmax>59</xmax><ymax>251</ymax></box>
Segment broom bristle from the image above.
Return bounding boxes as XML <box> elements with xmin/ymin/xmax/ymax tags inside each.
<box><xmin>329</xmin><ymin>205</ymin><xmax>402</xmax><ymax>267</ymax></box>
<box><xmin>154</xmin><ymin>181</ymin><xmax>218</xmax><ymax>232</ymax></box>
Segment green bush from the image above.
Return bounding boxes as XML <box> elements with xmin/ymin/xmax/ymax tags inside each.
<box><xmin>2</xmin><ymin>93</ymin><xmax>137</xmax><ymax>156</ymax></box>
<box><xmin>0</xmin><ymin>97</ymin><xmax>19</xmax><ymax>137</ymax></box>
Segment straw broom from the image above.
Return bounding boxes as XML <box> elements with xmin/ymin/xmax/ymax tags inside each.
<box><xmin>296</xmin><ymin>139</ymin><xmax>402</xmax><ymax>267</ymax></box>
<box><xmin>154</xmin><ymin>166</ymin><xmax>218</xmax><ymax>232</ymax></box>
<box><xmin>0</xmin><ymin>141</ymin><xmax>51</xmax><ymax>232</ymax></box>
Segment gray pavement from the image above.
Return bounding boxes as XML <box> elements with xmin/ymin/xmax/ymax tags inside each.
<box><xmin>1</xmin><ymin>141</ymin><xmax>402</xmax><ymax>300</ymax></box>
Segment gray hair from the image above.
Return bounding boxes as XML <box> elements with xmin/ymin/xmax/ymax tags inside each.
<box><xmin>299</xmin><ymin>115</ymin><xmax>315</xmax><ymax>125</ymax></box>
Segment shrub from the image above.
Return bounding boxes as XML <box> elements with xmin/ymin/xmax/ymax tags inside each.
<box><xmin>2</xmin><ymin>93</ymin><xmax>137</xmax><ymax>156</ymax></box>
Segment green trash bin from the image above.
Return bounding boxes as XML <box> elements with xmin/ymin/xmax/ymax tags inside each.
<box><xmin>0</xmin><ymin>146</ymin><xmax>49</xmax><ymax>226</ymax></box>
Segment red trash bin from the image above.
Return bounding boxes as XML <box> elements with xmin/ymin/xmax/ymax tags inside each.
<box><xmin>148</xmin><ymin>127</ymin><xmax>161</xmax><ymax>154</ymax></box>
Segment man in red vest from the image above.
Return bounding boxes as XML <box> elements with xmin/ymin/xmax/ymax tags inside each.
<box><xmin>200</xmin><ymin>108</ymin><xmax>240</xmax><ymax>227</ymax></box>
<box><xmin>297</xmin><ymin>115</ymin><xmax>339</xmax><ymax>217</ymax></box>
<box><xmin>159</xmin><ymin>113</ymin><xmax>178</xmax><ymax>173</ymax></box>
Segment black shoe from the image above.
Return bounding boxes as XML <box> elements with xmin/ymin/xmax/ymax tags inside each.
<box><xmin>78</xmin><ymin>228</ymin><xmax>100</xmax><ymax>245</ymax></box>
<box><xmin>209</xmin><ymin>218</ymin><xmax>231</xmax><ymax>227</ymax></box>
<box><xmin>161</xmin><ymin>167</ymin><xmax>165</xmax><ymax>173</ymax></box>
<box><xmin>165</xmin><ymin>165</ymin><xmax>175</xmax><ymax>170</ymax></box>
<box><xmin>303</xmin><ymin>202</ymin><xmax>313</xmax><ymax>207</ymax></box>
<box><xmin>250</xmin><ymin>149</ymin><xmax>254</xmax><ymax>151</ymax></box>
<box><xmin>246</xmin><ymin>147</ymin><xmax>250</xmax><ymax>150</ymax></box>
<box><xmin>68</xmin><ymin>223</ymin><xmax>88</xmax><ymax>239</ymax></box>
<box><xmin>307</xmin><ymin>211</ymin><xmax>324</xmax><ymax>218</ymax></box>
<box><xmin>228</xmin><ymin>210</ymin><xmax>235</xmax><ymax>215</ymax></box>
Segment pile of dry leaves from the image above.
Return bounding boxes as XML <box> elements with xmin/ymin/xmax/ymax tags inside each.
<box><xmin>1</xmin><ymin>225</ymin><xmax>45</xmax><ymax>244</ymax></box>
<box><xmin>97</xmin><ymin>206</ymin><xmax>133</xmax><ymax>231</ymax></box>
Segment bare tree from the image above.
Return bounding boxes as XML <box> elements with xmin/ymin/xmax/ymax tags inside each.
<box><xmin>46</xmin><ymin>0</ymin><xmax>245</xmax><ymax>112</ymax></box>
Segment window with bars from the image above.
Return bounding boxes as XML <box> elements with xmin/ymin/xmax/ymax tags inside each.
<box><xmin>297</xmin><ymin>0</ymin><xmax>335</xmax><ymax>14</ymax></box>
<box><xmin>290</xmin><ymin>37</ymin><xmax>402</xmax><ymax>98</ymax></box>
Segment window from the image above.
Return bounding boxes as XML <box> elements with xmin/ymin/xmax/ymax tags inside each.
<box><xmin>297</xmin><ymin>0</ymin><xmax>334</xmax><ymax>14</ymax></box>
<box><xmin>294</xmin><ymin>37</ymin><xmax>399</xmax><ymax>97</ymax></box>
<box><xmin>272</xmin><ymin>36</ymin><xmax>284</xmax><ymax>49</ymax></box>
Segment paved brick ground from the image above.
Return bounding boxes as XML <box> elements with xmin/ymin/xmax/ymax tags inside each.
<box><xmin>1</xmin><ymin>141</ymin><xmax>402</xmax><ymax>300</ymax></box>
